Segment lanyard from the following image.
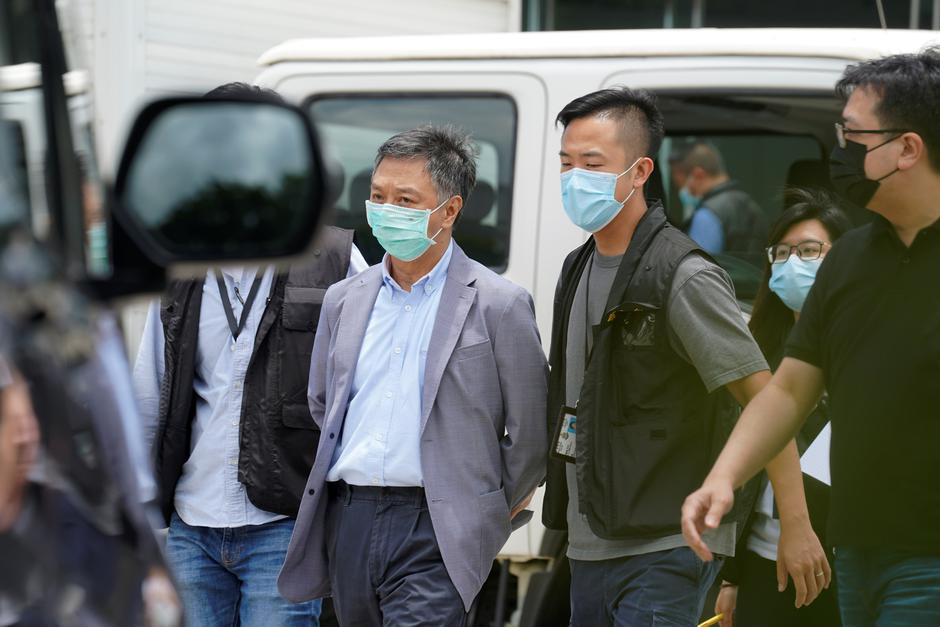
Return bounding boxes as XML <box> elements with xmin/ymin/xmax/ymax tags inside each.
<box><xmin>583</xmin><ymin>252</ymin><xmax>595</xmax><ymax>364</ymax></box>
<box><xmin>215</xmin><ymin>270</ymin><xmax>263</xmax><ymax>342</ymax></box>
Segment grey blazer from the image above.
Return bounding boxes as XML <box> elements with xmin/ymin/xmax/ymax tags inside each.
<box><xmin>277</xmin><ymin>244</ymin><xmax>548</xmax><ymax>610</ymax></box>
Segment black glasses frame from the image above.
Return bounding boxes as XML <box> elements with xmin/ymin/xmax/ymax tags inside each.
<box><xmin>766</xmin><ymin>240</ymin><xmax>830</xmax><ymax>264</ymax></box>
<box><xmin>834</xmin><ymin>122</ymin><xmax>911</xmax><ymax>149</ymax></box>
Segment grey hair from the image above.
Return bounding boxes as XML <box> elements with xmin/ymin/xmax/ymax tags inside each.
<box><xmin>374</xmin><ymin>125</ymin><xmax>478</xmax><ymax>202</ymax></box>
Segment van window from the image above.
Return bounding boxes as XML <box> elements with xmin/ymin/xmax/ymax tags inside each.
<box><xmin>309</xmin><ymin>94</ymin><xmax>516</xmax><ymax>271</ymax></box>
<box><xmin>660</xmin><ymin>133</ymin><xmax>824</xmax><ymax>302</ymax></box>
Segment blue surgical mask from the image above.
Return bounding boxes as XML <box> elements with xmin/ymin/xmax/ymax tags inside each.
<box><xmin>769</xmin><ymin>256</ymin><xmax>822</xmax><ymax>312</ymax></box>
<box><xmin>560</xmin><ymin>159</ymin><xmax>640</xmax><ymax>232</ymax></box>
<box><xmin>678</xmin><ymin>186</ymin><xmax>700</xmax><ymax>216</ymax></box>
<box><xmin>365</xmin><ymin>198</ymin><xmax>448</xmax><ymax>262</ymax></box>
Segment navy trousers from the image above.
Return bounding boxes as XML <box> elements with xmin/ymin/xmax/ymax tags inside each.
<box><xmin>324</xmin><ymin>482</ymin><xmax>467</xmax><ymax>627</ymax></box>
<box><xmin>569</xmin><ymin>547</ymin><xmax>722</xmax><ymax>627</ymax></box>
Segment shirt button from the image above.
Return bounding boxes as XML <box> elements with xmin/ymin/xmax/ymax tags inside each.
<box><xmin>404</xmin><ymin>305</ymin><xmax>413</xmax><ymax>312</ymax></box>
<box><xmin>371</xmin><ymin>476</ymin><xmax>380</xmax><ymax>485</ymax></box>
<box><xmin>329</xmin><ymin>433</ymin><xmax>335</xmax><ymax>439</ymax></box>
<box><xmin>308</xmin><ymin>488</ymin><xmax>315</xmax><ymax>495</ymax></box>
<box><xmin>232</xmin><ymin>420</ymin><xmax>238</xmax><ymax>426</ymax></box>
<box><xmin>394</xmin><ymin>347</ymin><xmax>402</xmax><ymax>354</ymax></box>
<box><xmin>385</xmin><ymin>391</ymin><xmax>393</xmax><ymax>399</ymax></box>
<box><xmin>901</xmin><ymin>256</ymin><xmax>911</xmax><ymax>264</ymax></box>
<box><xmin>229</xmin><ymin>344</ymin><xmax>236</xmax><ymax>352</ymax></box>
<box><xmin>228</xmin><ymin>458</ymin><xmax>237</xmax><ymax>466</ymax></box>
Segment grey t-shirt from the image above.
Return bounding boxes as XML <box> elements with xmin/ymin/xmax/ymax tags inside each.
<box><xmin>564</xmin><ymin>251</ymin><xmax>768</xmax><ymax>561</ymax></box>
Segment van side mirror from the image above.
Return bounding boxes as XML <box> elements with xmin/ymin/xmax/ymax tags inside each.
<box><xmin>112</xmin><ymin>97</ymin><xmax>328</xmax><ymax>267</ymax></box>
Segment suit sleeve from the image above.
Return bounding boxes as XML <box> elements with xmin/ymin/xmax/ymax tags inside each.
<box><xmin>493</xmin><ymin>289</ymin><xmax>549</xmax><ymax>509</ymax></box>
<box><xmin>307</xmin><ymin>287</ymin><xmax>338</xmax><ymax>430</ymax></box>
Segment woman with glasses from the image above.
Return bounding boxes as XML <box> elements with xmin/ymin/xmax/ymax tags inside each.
<box><xmin>714</xmin><ymin>188</ymin><xmax>853</xmax><ymax>627</ymax></box>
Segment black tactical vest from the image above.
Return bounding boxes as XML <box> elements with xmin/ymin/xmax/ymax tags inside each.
<box><xmin>694</xmin><ymin>180</ymin><xmax>767</xmax><ymax>260</ymax></box>
<box><xmin>152</xmin><ymin>226</ymin><xmax>354</xmax><ymax>525</ymax></box>
<box><xmin>543</xmin><ymin>204</ymin><xmax>752</xmax><ymax>540</ymax></box>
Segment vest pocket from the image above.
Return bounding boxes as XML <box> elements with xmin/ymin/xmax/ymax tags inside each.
<box><xmin>281</xmin><ymin>287</ymin><xmax>326</xmax><ymax>331</ymax></box>
<box><xmin>281</xmin><ymin>402</ymin><xmax>318</xmax><ymax>430</ymax></box>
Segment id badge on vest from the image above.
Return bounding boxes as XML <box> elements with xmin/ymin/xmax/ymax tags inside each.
<box><xmin>551</xmin><ymin>405</ymin><xmax>578</xmax><ymax>463</ymax></box>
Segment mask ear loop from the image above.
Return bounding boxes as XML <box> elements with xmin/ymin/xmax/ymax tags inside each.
<box><xmin>614</xmin><ymin>157</ymin><xmax>644</xmax><ymax>207</ymax></box>
<box><xmin>865</xmin><ymin>134</ymin><xmax>905</xmax><ymax>183</ymax></box>
<box><xmin>428</xmin><ymin>195</ymin><xmax>454</xmax><ymax>243</ymax></box>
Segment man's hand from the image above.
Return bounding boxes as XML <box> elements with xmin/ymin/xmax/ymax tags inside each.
<box><xmin>776</xmin><ymin>515</ymin><xmax>831</xmax><ymax>608</ymax></box>
<box><xmin>510</xmin><ymin>489</ymin><xmax>535</xmax><ymax>519</ymax></box>
<box><xmin>680</xmin><ymin>476</ymin><xmax>735</xmax><ymax>561</ymax></box>
<box><xmin>715</xmin><ymin>583</ymin><xmax>737</xmax><ymax>627</ymax></box>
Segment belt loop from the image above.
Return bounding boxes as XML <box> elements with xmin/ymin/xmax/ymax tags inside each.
<box><xmin>414</xmin><ymin>488</ymin><xmax>423</xmax><ymax>510</ymax></box>
<box><xmin>343</xmin><ymin>482</ymin><xmax>352</xmax><ymax>506</ymax></box>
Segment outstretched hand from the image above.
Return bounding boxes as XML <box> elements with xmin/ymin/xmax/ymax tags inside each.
<box><xmin>681</xmin><ymin>477</ymin><xmax>735</xmax><ymax>561</ymax></box>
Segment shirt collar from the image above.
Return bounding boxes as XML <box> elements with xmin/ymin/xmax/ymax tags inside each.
<box><xmin>870</xmin><ymin>212</ymin><xmax>940</xmax><ymax>246</ymax></box>
<box><xmin>381</xmin><ymin>240</ymin><xmax>454</xmax><ymax>296</ymax></box>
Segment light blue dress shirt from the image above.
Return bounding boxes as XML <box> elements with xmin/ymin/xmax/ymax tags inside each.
<box><xmin>327</xmin><ymin>241</ymin><xmax>454</xmax><ymax>487</ymax></box>
<box><xmin>133</xmin><ymin>247</ymin><xmax>367</xmax><ymax>528</ymax></box>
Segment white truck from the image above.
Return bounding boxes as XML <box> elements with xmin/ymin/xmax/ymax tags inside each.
<box><xmin>254</xmin><ymin>28</ymin><xmax>939</xmax><ymax>625</ymax></box>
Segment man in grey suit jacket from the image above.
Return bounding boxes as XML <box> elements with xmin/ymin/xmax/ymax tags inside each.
<box><xmin>278</xmin><ymin>125</ymin><xmax>548</xmax><ymax>625</ymax></box>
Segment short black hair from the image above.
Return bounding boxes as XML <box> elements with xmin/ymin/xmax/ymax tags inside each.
<box><xmin>676</xmin><ymin>141</ymin><xmax>727</xmax><ymax>177</ymax></box>
<box><xmin>203</xmin><ymin>82</ymin><xmax>285</xmax><ymax>105</ymax></box>
<box><xmin>555</xmin><ymin>87</ymin><xmax>665</xmax><ymax>159</ymax></box>
<box><xmin>836</xmin><ymin>47</ymin><xmax>940</xmax><ymax>173</ymax></box>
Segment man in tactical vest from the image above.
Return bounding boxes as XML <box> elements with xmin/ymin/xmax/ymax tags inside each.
<box><xmin>671</xmin><ymin>141</ymin><xmax>767</xmax><ymax>263</ymax></box>
<box><xmin>132</xmin><ymin>83</ymin><xmax>367</xmax><ymax>627</ymax></box>
<box><xmin>543</xmin><ymin>87</ymin><xmax>828</xmax><ymax>626</ymax></box>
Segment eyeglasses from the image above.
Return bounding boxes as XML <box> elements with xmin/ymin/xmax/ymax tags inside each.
<box><xmin>834</xmin><ymin>122</ymin><xmax>910</xmax><ymax>149</ymax></box>
<box><xmin>766</xmin><ymin>240</ymin><xmax>830</xmax><ymax>264</ymax></box>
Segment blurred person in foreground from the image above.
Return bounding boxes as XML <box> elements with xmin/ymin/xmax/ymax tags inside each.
<box><xmin>714</xmin><ymin>189</ymin><xmax>852</xmax><ymax>627</ymax></box>
<box><xmin>277</xmin><ymin>125</ymin><xmax>547</xmax><ymax>626</ymax></box>
<box><xmin>133</xmin><ymin>83</ymin><xmax>366</xmax><ymax>627</ymax></box>
<box><xmin>682</xmin><ymin>48</ymin><xmax>940</xmax><ymax>627</ymax></box>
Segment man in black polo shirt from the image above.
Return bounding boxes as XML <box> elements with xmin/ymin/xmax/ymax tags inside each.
<box><xmin>682</xmin><ymin>48</ymin><xmax>940</xmax><ymax>626</ymax></box>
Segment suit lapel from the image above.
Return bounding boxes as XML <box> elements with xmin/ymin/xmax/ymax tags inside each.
<box><xmin>330</xmin><ymin>268</ymin><xmax>383</xmax><ymax>419</ymax></box>
<box><xmin>420</xmin><ymin>246</ymin><xmax>477</xmax><ymax>433</ymax></box>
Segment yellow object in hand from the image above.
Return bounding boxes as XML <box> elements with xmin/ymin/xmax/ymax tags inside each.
<box><xmin>698</xmin><ymin>614</ymin><xmax>724</xmax><ymax>627</ymax></box>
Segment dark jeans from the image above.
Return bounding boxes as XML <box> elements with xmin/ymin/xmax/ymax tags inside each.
<box><xmin>735</xmin><ymin>549</ymin><xmax>841</xmax><ymax>627</ymax></box>
<box><xmin>835</xmin><ymin>546</ymin><xmax>940</xmax><ymax>627</ymax></box>
<box><xmin>569</xmin><ymin>547</ymin><xmax>722</xmax><ymax>626</ymax></box>
<box><xmin>166</xmin><ymin>513</ymin><xmax>321</xmax><ymax>627</ymax></box>
<box><xmin>325</xmin><ymin>481</ymin><xmax>467</xmax><ymax>627</ymax></box>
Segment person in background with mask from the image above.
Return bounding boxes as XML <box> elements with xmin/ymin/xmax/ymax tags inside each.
<box><xmin>542</xmin><ymin>87</ymin><xmax>828</xmax><ymax>627</ymax></box>
<box><xmin>682</xmin><ymin>48</ymin><xmax>940</xmax><ymax>627</ymax></box>
<box><xmin>669</xmin><ymin>141</ymin><xmax>766</xmax><ymax>262</ymax></box>
<box><xmin>277</xmin><ymin>125</ymin><xmax>547</xmax><ymax>626</ymax></box>
<box><xmin>714</xmin><ymin>189</ymin><xmax>852</xmax><ymax>627</ymax></box>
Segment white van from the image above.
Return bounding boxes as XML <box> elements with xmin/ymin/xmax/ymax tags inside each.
<box><xmin>255</xmin><ymin>28</ymin><xmax>939</xmax><ymax>624</ymax></box>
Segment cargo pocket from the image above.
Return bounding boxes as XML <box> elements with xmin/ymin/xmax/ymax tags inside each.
<box><xmin>281</xmin><ymin>287</ymin><xmax>326</xmax><ymax>331</ymax></box>
<box><xmin>280</xmin><ymin>402</ymin><xmax>317</xmax><ymax>430</ymax></box>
